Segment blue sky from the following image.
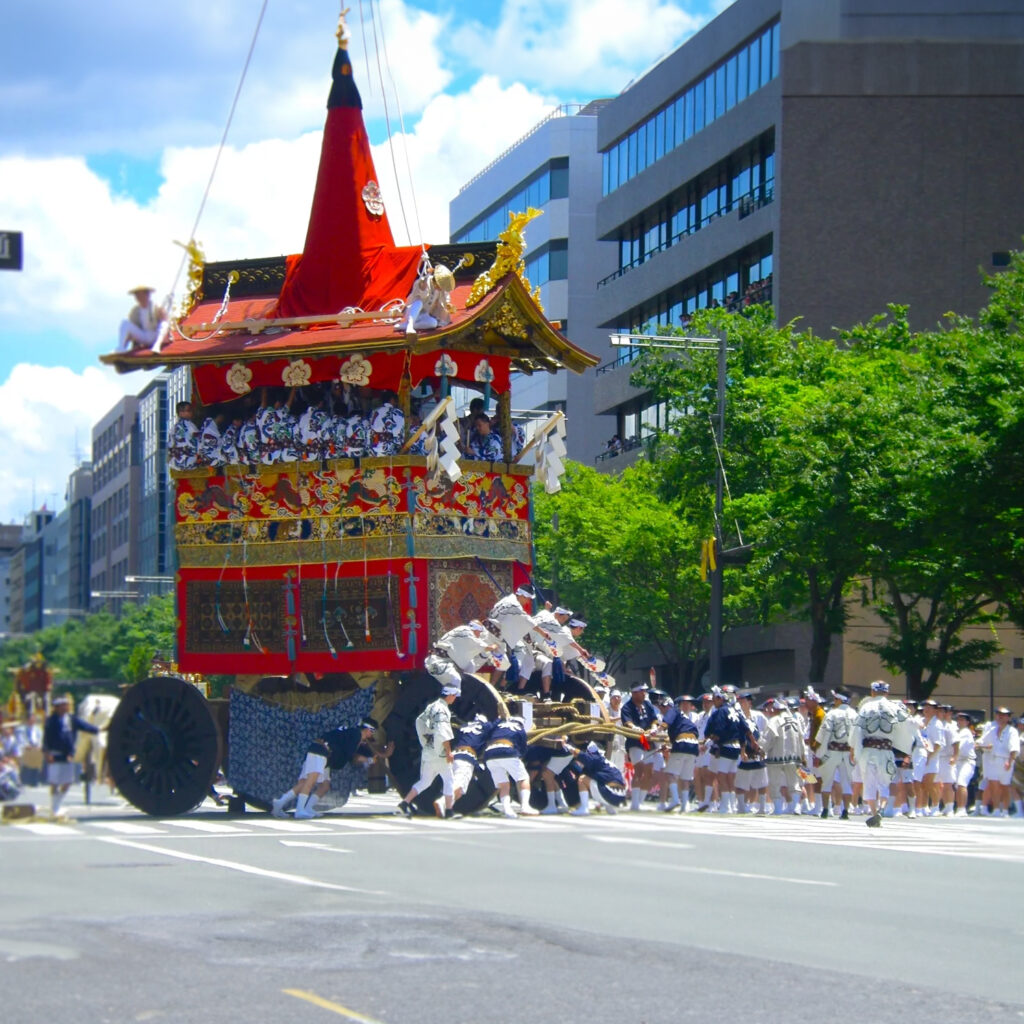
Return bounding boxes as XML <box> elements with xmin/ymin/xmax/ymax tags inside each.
<box><xmin>0</xmin><ymin>0</ymin><xmax>730</xmax><ymax>523</ymax></box>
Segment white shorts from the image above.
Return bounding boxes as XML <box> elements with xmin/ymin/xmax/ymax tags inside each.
<box><xmin>695</xmin><ymin>749</ymin><xmax>711</xmax><ymax>769</ymax></box>
<box><xmin>628</xmin><ymin>746</ymin><xmax>661</xmax><ymax>767</ymax></box>
<box><xmin>767</xmin><ymin>763</ymin><xmax>799</xmax><ymax>795</ymax></box>
<box><xmin>451</xmin><ymin>757</ymin><xmax>475</xmax><ymax>794</ymax></box>
<box><xmin>923</xmin><ymin>753</ymin><xmax>939</xmax><ymax>778</ymax></box>
<box><xmin>514</xmin><ymin>648</ymin><xmax>536</xmax><ymax>684</ymax></box>
<box><xmin>954</xmin><ymin>760</ymin><xmax>975</xmax><ymax>789</ymax></box>
<box><xmin>911</xmin><ymin>750</ymin><xmax>929</xmax><ymax>783</ymax></box>
<box><xmin>712</xmin><ymin>753</ymin><xmax>740</xmax><ymax>775</ymax></box>
<box><xmin>534</xmin><ymin>652</ymin><xmax>552</xmax><ymax>675</ymax></box>
<box><xmin>547</xmin><ymin>753</ymin><xmax>574</xmax><ymax>776</ymax></box>
<box><xmin>851</xmin><ymin>761</ymin><xmax>862</xmax><ymax>784</ymax></box>
<box><xmin>985</xmin><ymin>757</ymin><xmax>1014</xmax><ymax>786</ymax></box>
<box><xmin>897</xmin><ymin>765</ymin><xmax>915</xmax><ymax>785</ymax></box>
<box><xmin>818</xmin><ymin>755</ymin><xmax>852</xmax><ymax>794</ymax></box>
<box><xmin>735</xmin><ymin>766</ymin><xmax>767</xmax><ymax>791</ymax></box>
<box><xmin>937</xmin><ymin>758</ymin><xmax>956</xmax><ymax>785</ymax></box>
<box><xmin>665</xmin><ymin>751</ymin><xmax>696</xmax><ymax>781</ymax></box>
<box><xmin>46</xmin><ymin>761</ymin><xmax>76</xmax><ymax>786</ymax></box>
<box><xmin>859</xmin><ymin>752</ymin><xmax>895</xmax><ymax>802</ymax></box>
<box><xmin>412</xmin><ymin>755</ymin><xmax>453</xmax><ymax>797</ymax></box>
<box><xmin>486</xmin><ymin>756</ymin><xmax>529</xmax><ymax>786</ymax></box>
<box><xmin>300</xmin><ymin>751</ymin><xmax>330</xmax><ymax>781</ymax></box>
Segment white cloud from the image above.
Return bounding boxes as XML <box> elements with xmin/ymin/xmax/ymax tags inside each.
<box><xmin>0</xmin><ymin>364</ymin><xmax>138</xmax><ymax>524</ymax></box>
<box><xmin>372</xmin><ymin>75</ymin><xmax>558</xmax><ymax>245</ymax></box>
<box><xmin>450</xmin><ymin>0</ymin><xmax>706</xmax><ymax>94</ymax></box>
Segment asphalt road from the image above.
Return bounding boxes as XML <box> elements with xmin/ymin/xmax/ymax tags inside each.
<box><xmin>2</xmin><ymin>784</ymin><xmax>1023</xmax><ymax>1024</ymax></box>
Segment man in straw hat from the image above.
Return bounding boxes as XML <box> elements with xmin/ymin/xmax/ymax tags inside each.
<box><xmin>117</xmin><ymin>285</ymin><xmax>167</xmax><ymax>352</ymax></box>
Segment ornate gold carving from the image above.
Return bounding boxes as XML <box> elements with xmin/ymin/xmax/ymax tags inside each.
<box><xmin>488</xmin><ymin>299</ymin><xmax>529</xmax><ymax>341</ymax></box>
<box><xmin>174</xmin><ymin>238</ymin><xmax>206</xmax><ymax>318</ymax></box>
<box><xmin>466</xmin><ymin>208</ymin><xmax>543</xmax><ymax>309</ymax></box>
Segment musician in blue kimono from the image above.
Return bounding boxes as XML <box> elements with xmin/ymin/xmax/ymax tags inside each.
<box><xmin>169</xmin><ymin>401</ymin><xmax>199</xmax><ymax>470</ymax></box>
<box><xmin>298</xmin><ymin>395</ymin><xmax>331</xmax><ymax>461</ymax></box>
<box><xmin>466</xmin><ymin>412</ymin><xmax>503</xmax><ymax>461</ymax></box>
<box><xmin>370</xmin><ymin>393</ymin><xmax>405</xmax><ymax>455</ymax></box>
<box><xmin>197</xmin><ymin>412</ymin><xmax>227</xmax><ymax>467</ymax></box>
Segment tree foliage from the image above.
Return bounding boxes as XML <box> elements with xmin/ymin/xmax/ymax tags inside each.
<box><xmin>0</xmin><ymin>596</ymin><xmax>176</xmax><ymax>703</ymax></box>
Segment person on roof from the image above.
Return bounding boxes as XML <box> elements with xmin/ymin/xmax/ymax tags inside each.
<box><xmin>117</xmin><ymin>285</ymin><xmax>167</xmax><ymax>352</ymax></box>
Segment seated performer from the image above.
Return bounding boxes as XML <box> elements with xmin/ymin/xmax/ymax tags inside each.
<box><xmin>117</xmin><ymin>285</ymin><xmax>167</xmax><ymax>352</ymax></box>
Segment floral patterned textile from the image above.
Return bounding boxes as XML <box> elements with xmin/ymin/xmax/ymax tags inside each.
<box><xmin>227</xmin><ymin>686</ymin><xmax>376</xmax><ymax>808</ymax></box>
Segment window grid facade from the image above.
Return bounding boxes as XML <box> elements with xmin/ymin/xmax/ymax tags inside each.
<box><xmin>452</xmin><ymin>158</ymin><xmax>569</xmax><ymax>243</ymax></box>
<box><xmin>602</xmin><ymin>20</ymin><xmax>779</xmax><ymax>196</ymax></box>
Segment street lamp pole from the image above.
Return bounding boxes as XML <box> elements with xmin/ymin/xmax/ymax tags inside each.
<box><xmin>709</xmin><ymin>329</ymin><xmax>727</xmax><ymax>687</ymax></box>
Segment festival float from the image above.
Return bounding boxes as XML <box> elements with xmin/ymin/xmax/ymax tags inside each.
<box><xmin>100</xmin><ymin>13</ymin><xmax>610</xmax><ymax>817</ymax></box>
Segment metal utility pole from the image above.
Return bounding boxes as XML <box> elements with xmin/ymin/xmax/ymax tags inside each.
<box><xmin>709</xmin><ymin>330</ymin><xmax>727</xmax><ymax>687</ymax></box>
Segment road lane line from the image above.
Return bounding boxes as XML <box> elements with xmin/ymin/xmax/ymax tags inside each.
<box><xmin>584</xmin><ymin>836</ymin><xmax>695</xmax><ymax>851</ymax></box>
<box><xmin>97</xmin><ymin>838</ymin><xmax>388</xmax><ymax>895</ymax></box>
<box><xmin>279</xmin><ymin>840</ymin><xmax>353</xmax><ymax>854</ymax></box>
<box><xmin>588</xmin><ymin>845</ymin><xmax>838</xmax><ymax>887</ymax></box>
<box><xmin>283</xmin><ymin>989</ymin><xmax>386</xmax><ymax>1022</ymax></box>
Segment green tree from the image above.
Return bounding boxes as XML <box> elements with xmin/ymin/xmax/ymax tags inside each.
<box><xmin>631</xmin><ymin>307</ymin><xmax>876</xmax><ymax>684</ymax></box>
<box><xmin>533</xmin><ymin>461</ymin><xmax>720</xmax><ymax>689</ymax></box>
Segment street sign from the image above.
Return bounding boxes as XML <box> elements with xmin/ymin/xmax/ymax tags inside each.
<box><xmin>0</xmin><ymin>231</ymin><xmax>23</xmax><ymax>270</ymax></box>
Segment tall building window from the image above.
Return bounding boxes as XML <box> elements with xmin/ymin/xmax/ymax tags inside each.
<box><xmin>452</xmin><ymin>158</ymin><xmax>569</xmax><ymax>243</ymax></box>
<box><xmin>601</xmin><ymin>20</ymin><xmax>779</xmax><ymax>195</ymax></box>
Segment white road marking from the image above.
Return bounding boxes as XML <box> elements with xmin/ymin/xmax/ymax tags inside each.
<box><xmin>98</xmin><ymin>838</ymin><xmax>389</xmax><ymax>895</ymax></box>
<box><xmin>90</xmin><ymin>822</ymin><xmax>166</xmax><ymax>835</ymax></box>
<box><xmin>592</xmin><ymin>851</ymin><xmax>839</xmax><ymax>887</ymax></box>
<box><xmin>584</xmin><ymin>835</ymin><xmax>695</xmax><ymax>851</ymax></box>
<box><xmin>243</xmin><ymin>819</ymin><xmax>335</xmax><ymax>833</ymax></box>
<box><xmin>279</xmin><ymin>840</ymin><xmax>352</xmax><ymax>853</ymax></box>
<box><xmin>159</xmin><ymin>819</ymin><xmax>247</xmax><ymax>833</ymax></box>
<box><xmin>9</xmin><ymin>822</ymin><xmax>80</xmax><ymax>836</ymax></box>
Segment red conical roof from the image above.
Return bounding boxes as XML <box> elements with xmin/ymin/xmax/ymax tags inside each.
<box><xmin>272</xmin><ymin>33</ymin><xmax>421</xmax><ymax>318</ymax></box>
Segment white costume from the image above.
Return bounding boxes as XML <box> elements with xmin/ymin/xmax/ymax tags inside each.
<box><xmin>409</xmin><ymin>696</ymin><xmax>455</xmax><ymax>798</ymax></box>
<box><xmin>979</xmin><ymin>722</ymin><xmax>1021</xmax><ymax>786</ymax></box>
<box><xmin>850</xmin><ymin>695</ymin><xmax>913</xmax><ymax>803</ymax></box>
<box><xmin>814</xmin><ymin>702</ymin><xmax>858</xmax><ymax>794</ymax></box>
<box><xmin>763</xmin><ymin>709</ymin><xmax>806</xmax><ymax>801</ymax></box>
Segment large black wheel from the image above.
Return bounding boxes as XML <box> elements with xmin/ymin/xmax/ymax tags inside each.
<box><xmin>107</xmin><ymin>676</ymin><xmax>222</xmax><ymax>817</ymax></box>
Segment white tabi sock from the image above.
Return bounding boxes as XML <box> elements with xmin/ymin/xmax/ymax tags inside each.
<box><xmin>812</xmin><ymin>794</ymin><xmax>823</xmax><ymax>814</ymax></box>
<box><xmin>578</xmin><ymin>790</ymin><xmax>590</xmax><ymax>812</ymax></box>
<box><xmin>758</xmin><ymin>794</ymin><xmax>767</xmax><ymax>813</ymax></box>
<box><xmin>555</xmin><ymin>789</ymin><xmax>570</xmax><ymax>811</ymax></box>
<box><xmin>51</xmin><ymin>791</ymin><xmax>63</xmax><ymax>815</ymax></box>
<box><xmin>294</xmin><ymin>794</ymin><xmax>311</xmax><ymax>815</ymax></box>
<box><xmin>773</xmin><ymin>798</ymin><xmax>783</xmax><ymax>815</ymax></box>
<box><xmin>668</xmin><ymin>782</ymin><xmax>679</xmax><ymax>805</ymax></box>
<box><xmin>907</xmin><ymin>796</ymin><xmax>916</xmax><ymax>812</ymax></box>
<box><xmin>680</xmin><ymin>791</ymin><xmax>691</xmax><ymax>812</ymax></box>
<box><xmin>630</xmin><ymin>788</ymin><xmax>646</xmax><ymax>810</ymax></box>
<box><xmin>737</xmin><ymin>793</ymin><xmax>747</xmax><ymax>813</ymax></box>
<box><xmin>275</xmin><ymin>791</ymin><xmax>296</xmax><ymax>810</ymax></box>
<box><xmin>703</xmin><ymin>785</ymin><xmax>714</xmax><ymax>805</ymax></box>
<box><xmin>546</xmin><ymin>789</ymin><xmax>558</xmax><ymax>810</ymax></box>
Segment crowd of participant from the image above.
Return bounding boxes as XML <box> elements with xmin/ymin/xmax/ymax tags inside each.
<box><xmin>265</xmin><ymin>583</ymin><xmax>1023</xmax><ymax>824</ymax></box>
<box><xmin>168</xmin><ymin>384</ymin><xmax>526</xmax><ymax>470</ymax></box>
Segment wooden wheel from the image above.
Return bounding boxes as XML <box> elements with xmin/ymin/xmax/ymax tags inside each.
<box><xmin>107</xmin><ymin>676</ymin><xmax>222</xmax><ymax>817</ymax></box>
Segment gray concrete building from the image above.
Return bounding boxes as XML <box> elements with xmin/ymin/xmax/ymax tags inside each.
<box><xmin>0</xmin><ymin>524</ymin><xmax>23</xmax><ymax>639</ymax></box>
<box><xmin>138</xmin><ymin>374</ymin><xmax>172</xmax><ymax>598</ymax></box>
<box><xmin>66</xmin><ymin>463</ymin><xmax>93</xmax><ymax>618</ymax></box>
<box><xmin>90</xmin><ymin>397</ymin><xmax>141</xmax><ymax>613</ymax></box>
<box><xmin>449</xmin><ymin>103</ymin><xmax>619</xmax><ymax>461</ymax></box>
<box><xmin>591</xmin><ymin>0</ymin><xmax>1024</xmax><ymax>465</ymax></box>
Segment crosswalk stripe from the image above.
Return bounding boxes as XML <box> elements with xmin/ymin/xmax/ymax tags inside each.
<box><xmin>90</xmin><ymin>822</ymin><xmax>166</xmax><ymax>835</ymax></box>
<box><xmin>10</xmin><ymin>822</ymin><xmax>80</xmax><ymax>836</ymax></box>
<box><xmin>158</xmin><ymin>819</ymin><xmax>247</xmax><ymax>833</ymax></box>
<box><xmin>243</xmin><ymin>820</ymin><xmax>334</xmax><ymax>833</ymax></box>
